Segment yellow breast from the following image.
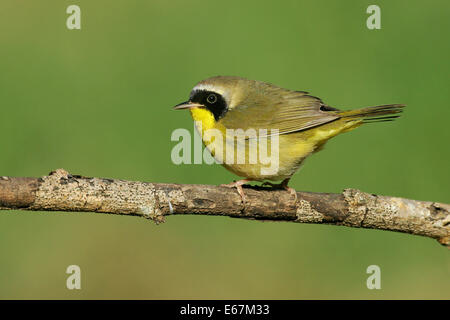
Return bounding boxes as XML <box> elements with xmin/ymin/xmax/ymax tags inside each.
<box><xmin>189</xmin><ymin>107</ymin><xmax>226</xmax><ymax>137</ymax></box>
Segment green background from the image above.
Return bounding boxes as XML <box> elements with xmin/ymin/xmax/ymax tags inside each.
<box><xmin>0</xmin><ymin>0</ymin><xmax>449</xmax><ymax>299</ymax></box>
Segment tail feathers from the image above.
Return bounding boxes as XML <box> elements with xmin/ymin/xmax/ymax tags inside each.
<box><xmin>339</xmin><ymin>104</ymin><xmax>405</xmax><ymax>123</ymax></box>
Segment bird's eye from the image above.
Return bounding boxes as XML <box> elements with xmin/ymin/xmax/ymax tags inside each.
<box><xmin>206</xmin><ymin>94</ymin><xmax>217</xmax><ymax>104</ymax></box>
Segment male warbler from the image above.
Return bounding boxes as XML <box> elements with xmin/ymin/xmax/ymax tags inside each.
<box><xmin>174</xmin><ymin>76</ymin><xmax>404</xmax><ymax>199</ymax></box>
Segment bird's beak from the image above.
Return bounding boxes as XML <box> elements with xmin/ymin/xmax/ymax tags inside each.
<box><xmin>173</xmin><ymin>101</ymin><xmax>204</xmax><ymax>110</ymax></box>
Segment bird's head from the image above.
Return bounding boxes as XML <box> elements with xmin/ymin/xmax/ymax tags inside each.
<box><xmin>173</xmin><ymin>76</ymin><xmax>257</xmax><ymax>121</ymax></box>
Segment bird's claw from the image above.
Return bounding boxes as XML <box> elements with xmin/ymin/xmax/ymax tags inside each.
<box><xmin>220</xmin><ymin>179</ymin><xmax>250</xmax><ymax>204</ymax></box>
<box><xmin>262</xmin><ymin>179</ymin><xmax>297</xmax><ymax>202</ymax></box>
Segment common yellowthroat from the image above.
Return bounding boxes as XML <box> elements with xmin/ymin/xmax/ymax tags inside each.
<box><xmin>174</xmin><ymin>76</ymin><xmax>404</xmax><ymax>199</ymax></box>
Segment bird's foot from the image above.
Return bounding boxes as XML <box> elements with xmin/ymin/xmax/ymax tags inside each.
<box><xmin>220</xmin><ymin>179</ymin><xmax>252</xmax><ymax>204</ymax></box>
<box><xmin>262</xmin><ymin>178</ymin><xmax>297</xmax><ymax>202</ymax></box>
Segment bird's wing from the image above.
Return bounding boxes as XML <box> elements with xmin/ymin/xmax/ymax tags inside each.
<box><xmin>219</xmin><ymin>86</ymin><xmax>340</xmax><ymax>137</ymax></box>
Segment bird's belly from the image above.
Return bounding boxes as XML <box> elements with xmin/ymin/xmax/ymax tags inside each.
<box><xmin>213</xmin><ymin>133</ymin><xmax>316</xmax><ymax>181</ymax></box>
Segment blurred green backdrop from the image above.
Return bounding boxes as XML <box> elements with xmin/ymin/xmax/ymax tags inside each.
<box><xmin>0</xmin><ymin>0</ymin><xmax>449</xmax><ymax>299</ymax></box>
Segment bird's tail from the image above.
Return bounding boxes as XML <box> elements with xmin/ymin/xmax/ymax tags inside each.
<box><xmin>338</xmin><ymin>104</ymin><xmax>405</xmax><ymax>123</ymax></box>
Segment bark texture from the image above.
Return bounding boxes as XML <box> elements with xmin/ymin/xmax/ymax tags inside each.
<box><xmin>0</xmin><ymin>169</ymin><xmax>449</xmax><ymax>247</ymax></box>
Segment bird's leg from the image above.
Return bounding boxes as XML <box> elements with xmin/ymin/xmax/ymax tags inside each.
<box><xmin>220</xmin><ymin>179</ymin><xmax>252</xmax><ymax>203</ymax></box>
<box><xmin>280</xmin><ymin>178</ymin><xmax>297</xmax><ymax>201</ymax></box>
<box><xmin>262</xmin><ymin>178</ymin><xmax>297</xmax><ymax>201</ymax></box>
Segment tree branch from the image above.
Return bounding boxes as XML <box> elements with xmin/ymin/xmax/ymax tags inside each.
<box><xmin>0</xmin><ymin>169</ymin><xmax>449</xmax><ymax>247</ymax></box>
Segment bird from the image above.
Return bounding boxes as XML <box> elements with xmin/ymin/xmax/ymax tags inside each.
<box><xmin>174</xmin><ymin>76</ymin><xmax>404</xmax><ymax>201</ymax></box>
